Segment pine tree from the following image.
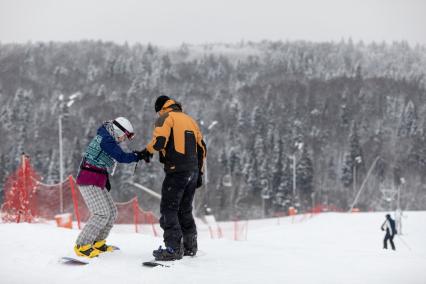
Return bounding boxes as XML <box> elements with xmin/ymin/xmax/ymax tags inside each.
<box><xmin>341</xmin><ymin>153</ymin><xmax>353</xmax><ymax>187</ymax></box>
<box><xmin>274</xmin><ymin>156</ymin><xmax>292</xmax><ymax>211</ymax></box>
<box><xmin>9</xmin><ymin>89</ymin><xmax>33</xmax><ymax>163</ymax></box>
<box><xmin>228</xmin><ymin>147</ymin><xmax>241</xmax><ymax>175</ymax></box>
<box><xmin>398</xmin><ymin>100</ymin><xmax>417</xmax><ymax>137</ymax></box>
<box><xmin>246</xmin><ymin>159</ymin><xmax>259</xmax><ymax>193</ymax></box>
<box><xmin>341</xmin><ymin>121</ymin><xmax>364</xmax><ymax>190</ymax></box>
<box><xmin>219</xmin><ymin>148</ymin><xmax>230</xmax><ymax>174</ymax></box>
<box><xmin>349</xmin><ymin>122</ymin><xmax>363</xmax><ymax>165</ymax></box>
<box><xmin>251</xmin><ymin>106</ymin><xmax>265</xmax><ymax>135</ymax></box>
<box><xmin>0</xmin><ymin>153</ymin><xmax>8</xmax><ymax>189</ymax></box>
<box><xmin>70</xmin><ymin>138</ymin><xmax>83</xmax><ymax>176</ymax></box>
<box><xmin>296</xmin><ymin>146</ymin><xmax>314</xmax><ymax>209</ymax></box>
<box><xmin>328</xmin><ymin>157</ymin><xmax>337</xmax><ymax>182</ymax></box>
<box><xmin>46</xmin><ymin>149</ymin><xmax>60</xmax><ymax>184</ymax></box>
<box><xmin>271</xmin><ymin>135</ymin><xmax>283</xmax><ymax>190</ymax></box>
<box><xmin>408</xmin><ymin>132</ymin><xmax>426</xmax><ymax>172</ymax></box>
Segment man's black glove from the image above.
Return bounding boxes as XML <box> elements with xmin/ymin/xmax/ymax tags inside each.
<box><xmin>105</xmin><ymin>177</ymin><xmax>111</xmax><ymax>191</ymax></box>
<box><xmin>196</xmin><ymin>171</ymin><xmax>203</xmax><ymax>188</ymax></box>
<box><xmin>134</xmin><ymin>149</ymin><xmax>153</xmax><ymax>163</ymax></box>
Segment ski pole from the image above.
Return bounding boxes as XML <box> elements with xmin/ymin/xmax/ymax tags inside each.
<box><xmin>133</xmin><ymin>161</ymin><xmax>139</xmax><ymax>175</ymax></box>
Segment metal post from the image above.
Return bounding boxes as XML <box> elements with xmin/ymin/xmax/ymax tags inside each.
<box><xmin>292</xmin><ymin>154</ymin><xmax>296</xmax><ymax>201</ymax></box>
<box><xmin>397</xmin><ymin>182</ymin><xmax>401</xmax><ymax>211</ymax></box>
<box><xmin>58</xmin><ymin>115</ymin><xmax>64</xmax><ymax>213</ymax></box>
<box><xmin>353</xmin><ymin>164</ymin><xmax>356</xmax><ymax>199</ymax></box>
<box><xmin>198</xmin><ymin>134</ymin><xmax>208</xmax><ymax>216</ymax></box>
<box><xmin>204</xmin><ymin>135</ymin><xmax>208</xmax><ymax>189</ymax></box>
<box><xmin>349</xmin><ymin>156</ymin><xmax>380</xmax><ymax>212</ymax></box>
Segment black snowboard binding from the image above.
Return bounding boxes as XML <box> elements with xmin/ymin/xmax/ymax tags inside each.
<box><xmin>152</xmin><ymin>245</ymin><xmax>183</xmax><ymax>261</ymax></box>
<box><xmin>183</xmin><ymin>234</ymin><xmax>198</xmax><ymax>256</ymax></box>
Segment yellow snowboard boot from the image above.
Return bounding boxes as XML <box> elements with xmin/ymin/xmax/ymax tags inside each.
<box><xmin>74</xmin><ymin>243</ymin><xmax>100</xmax><ymax>258</ymax></box>
<box><xmin>93</xmin><ymin>239</ymin><xmax>114</xmax><ymax>253</ymax></box>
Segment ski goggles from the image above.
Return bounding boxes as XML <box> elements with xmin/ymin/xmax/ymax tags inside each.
<box><xmin>113</xmin><ymin>120</ymin><xmax>135</xmax><ymax>140</ymax></box>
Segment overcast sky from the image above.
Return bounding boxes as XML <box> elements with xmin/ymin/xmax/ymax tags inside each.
<box><xmin>0</xmin><ymin>0</ymin><xmax>425</xmax><ymax>46</ymax></box>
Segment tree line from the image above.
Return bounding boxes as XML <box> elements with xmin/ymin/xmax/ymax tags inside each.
<box><xmin>0</xmin><ymin>39</ymin><xmax>425</xmax><ymax>220</ymax></box>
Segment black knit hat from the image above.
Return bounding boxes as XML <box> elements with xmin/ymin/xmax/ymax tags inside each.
<box><xmin>155</xmin><ymin>95</ymin><xmax>170</xmax><ymax>112</ymax></box>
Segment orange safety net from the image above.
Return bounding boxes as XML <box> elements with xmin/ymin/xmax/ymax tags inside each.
<box><xmin>1</xmin><ymin>155</ymin><xmax>39</xmax><ymax>223</ymax></box>
<box><xmin>1</xmin><ymin>155</ymin><xmax>159</xmax><ymax>233</ymax></box>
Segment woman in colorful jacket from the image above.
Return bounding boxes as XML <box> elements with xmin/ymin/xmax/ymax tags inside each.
<box><xmin>74</xmin><ymin>117</ymin><xmax>145</xmax><ymax>258</ymax></box>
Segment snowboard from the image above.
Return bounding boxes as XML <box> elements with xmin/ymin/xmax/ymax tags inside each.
<box><xmin>142</xmin><ymin>261</ymin><xmax>171</xmax><ymax>268</ymax></box>
<box><xmin>60</xmin><ymin>246</ymin><xmax>120</xmax><ymax>265</ymax></box>
<box><xmin>142</xmin><ymin>250</ymin><xmax>205</xmax><ymax>268</ymax></box>
<box><xmin>61</xmin><ymin>256</ymin><xmax>91</xmax><ymax>265</ymax></box>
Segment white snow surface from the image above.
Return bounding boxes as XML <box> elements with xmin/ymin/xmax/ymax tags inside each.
<box><xmin>0</xmin><ymin>212</ymin><xmax>425</xmax><ymax>284</ymax></box>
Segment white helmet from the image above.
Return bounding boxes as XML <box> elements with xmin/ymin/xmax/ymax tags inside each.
<box><xmin>112</xmin><ymin>117</ymin><xmax>135</xmax><ymax>139</ymax></box>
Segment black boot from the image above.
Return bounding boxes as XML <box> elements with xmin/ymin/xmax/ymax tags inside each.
<box><xmin>153</xmin><ymin>245</ymin><xmax>183</xmax><ymax>261</ymax></box>
<box><xmin>183</xmin><ymin>234</ymin><xmax>198</xmax><ymax>256</ymax></box>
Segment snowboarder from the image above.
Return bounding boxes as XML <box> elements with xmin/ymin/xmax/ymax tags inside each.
<box><xmin>138</xmin><ymin>96</ymin><xmax>206</xmax><ymax>261</ymax></box>
<box><xmin>381</xmin><ymin>214</ymin><xmax>397</xmax><ymax>250</ymax></box>
<box><xmin>74</xmin><ymin>117</ymin><xmax>147</xmax><ymax>258</ymax></box>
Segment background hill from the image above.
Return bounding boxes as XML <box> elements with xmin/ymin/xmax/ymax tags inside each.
<box><xmin>1</xmin><ymin>40</ymin><xmax>426</xmax><ymax>219</ymax></box>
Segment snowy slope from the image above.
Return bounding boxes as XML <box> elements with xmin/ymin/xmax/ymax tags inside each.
<box><xmin>0</xmin><ymin>212</ymin><xmax>425</xmax><ymax>284</ymax></box>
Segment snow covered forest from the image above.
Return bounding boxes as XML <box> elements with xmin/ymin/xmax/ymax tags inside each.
<box><xmin>1</xmin><ymin>40</ymin><xmax>426</xmax><ymax>219</ymax></box>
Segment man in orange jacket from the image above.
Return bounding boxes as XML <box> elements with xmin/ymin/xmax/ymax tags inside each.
<box><xmin>139</xmin><ymin>96</ymin><xmax>206</xmax><ymax>261</ymax></box>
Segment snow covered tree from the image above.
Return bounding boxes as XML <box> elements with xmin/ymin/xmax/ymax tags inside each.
<box><xmin>1</xmin><ymin>40</ymin><xmax>426</xmax><ymax>216</ymax></box>
<box><xmin>228</xmin><ymin>147</ymin><xmax>241</xmax><ymax>175</ymax></box>
<box><xmin>349</xmin><ymin>122</ymin><xmax>363</xmax><ymax>166</ymax></box>
<box><xmin>271</xmin><ymin>135</ymin><xmax>283</xmax><ymax>190</ymax></box>
<box><xmin>296</xmin><ymin>146</ymin><xmax>314</xmax><ymax>209</ymax></box>
<box><xmin>274</xmin><ymin>156</ymin><xmax>292</xmax><ymax>211</ymax></box>
<box><xmin>8</xmin><ymin>88</ymin><xmax>33</xmax><ymax>163</ymax></box>
<box><xmin>219</xmin><ymin>148</ymin><xmax>230</xmax><ymax>174</ymax></box>
<box><xmin>251</xmin><ymin>106</ymin><xmax>265</xmax><ymax>136</ymax></box>
<box><xmin>408</xmin><ymin>132</ymin><xmax>426</xmax><ymax>173</ymax></box>
<box><xmin>398</xmin><ymin>100</ymin><xmax>417</xmax><ymax>137</ymax></box>
<box><xmin>341</xmin><ymin>153</ymin><xmax>354</xmax><ymax>188</ymax></box>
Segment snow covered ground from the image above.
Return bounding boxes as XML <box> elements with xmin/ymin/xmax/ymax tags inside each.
<box><xmin>0</xmin><ymin>211</ymin><xmax>425</xmax><ymax>284</ymax></box>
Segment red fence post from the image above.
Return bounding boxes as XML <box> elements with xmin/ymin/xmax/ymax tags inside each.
<box><xmin>208</xmin><ymin>225</ymin><xmax>214</xmax><ymax>239</ymax></box>
<box><xmin>149</xmin><ymin>213</ymin><xmax>158</xmax><ymax>237</ymax></box>
<box><xmin>69</xmin><ymin>176</ymin><xmax>81</xmax><ymax>229</ymax></box>
<box><xmin>217</xmin><ymin>224</ymin><xmax>223</xmax><ymax>239</ymax></box>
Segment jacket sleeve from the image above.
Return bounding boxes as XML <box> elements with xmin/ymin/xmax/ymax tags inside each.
<box><xmin>146</xmin><ymin>113</ymin><xmax>173</xmax><ymax>154</ymax></box>
<box><xmin>100</xmin><ymin>135</ymin><xmax>138</xmax><ymax>163</ymax></box>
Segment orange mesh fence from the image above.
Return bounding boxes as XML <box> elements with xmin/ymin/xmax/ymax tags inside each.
<box><xmin>33</xmin><ymin>178</ymin><xmax>75</xmax><ymax>220</ymax></box>
<box><xmin>133</xmin><ymin>199</ymin><xmax>159</xmax><ymax>236</ymax></box>
<box><xmin>1</xmin><ymin>155</ymin><xmax>159</xmax><ymax>233</ymax></box>
<box><xmin>1</xmin><ymin>155</ymin><xmax>39</xmax><ymax>223</ymax></box>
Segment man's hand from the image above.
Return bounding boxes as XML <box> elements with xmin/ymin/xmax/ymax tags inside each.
<box><xmin>134</xmin><ymin>149</ymin><xmax>153</xmax><ymax>163</ymax></box>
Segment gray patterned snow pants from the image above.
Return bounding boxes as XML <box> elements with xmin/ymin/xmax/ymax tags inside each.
<box><xmin>76</xmin><ymin>185</ymin><xmax>118</xmax><ymax>245</ymax></box>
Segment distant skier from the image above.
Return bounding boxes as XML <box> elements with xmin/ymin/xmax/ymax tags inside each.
<box><xmin>74</xmin><ymin>117</ymin><xmax>146</xmax><ymax>258</ymax></box>
<box><xmin>381</xmin><ymin>214</ymin><xmax>397</xmax><ymax>250</ymax></box>
<box><xmin>138</xmin><ymin>96</ymin><xmax>206</xmax><ymax>261</ymax></box>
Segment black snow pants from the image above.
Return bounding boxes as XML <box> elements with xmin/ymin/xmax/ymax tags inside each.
<box><xmin>160</xmin><ymin>170</ymin><xmax>198</xmax><ymax>250</ymax></box>
<box><xmin>383</xmin><ymin>233</ymin><xmax>395</xmax><ymax>250</ymax></box>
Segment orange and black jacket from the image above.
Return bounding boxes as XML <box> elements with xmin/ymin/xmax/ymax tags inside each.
<box><xmin>146</xmin><ymin>99</ymin><xmax>207</xmax><ymax>173</ymax></box>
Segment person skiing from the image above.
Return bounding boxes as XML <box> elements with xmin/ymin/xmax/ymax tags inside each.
<box><xmin>74</xmin><ymin>117</ymin><xmax>147</xmax><ymax>258</ymax></box>
<box><xmin>138</xmin><ymin>96</ymin><xmax>206</xmax><ymax>261</ymax></box>
<box><xmin>381</xmin><ymin>214</ymin><xmax>397</xmax><ymax>250</ymax></box>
